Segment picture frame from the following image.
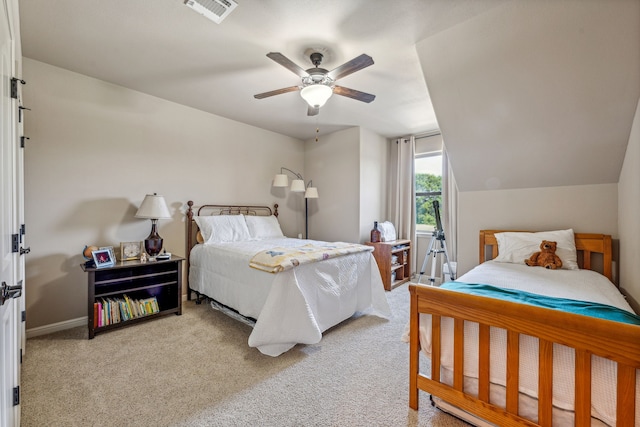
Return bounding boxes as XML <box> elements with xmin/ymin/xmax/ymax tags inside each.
<box><xmin>99</xmin><ymin>246</ymin><xmax>117</xmax><ymax>263</ymax></box>
<box><xmin>92</xmin><ymin>248</ymin><xmax>115</xmax><ymax>269</ymax></box>
<box><xmin>120</xmin><ymin>241</ymin><xmax>142</xmax><ymax>261</ymax></box>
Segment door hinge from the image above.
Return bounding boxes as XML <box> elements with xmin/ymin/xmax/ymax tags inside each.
<box><xmin>13</xmin><ymin>386</ymin><xmax>19</xmax><ymax>406</ymax></box>
<box><xmin>18</xmin><ymin>105</ymin><xmax>31</xmax><ymax>123</ymax></box>
<box><xmin>10</xmin><ymin>77</ymin><xmax>25</xmax><ymax>99</ymax></box>
<box><xmin>20</xmin><ymin>224</ymin><xmax>25</xmax><ymax>237</ymax></box>
<box><xmin>20</xmin><ymin>348</ymin><xmax>22</xmax><ymax>364</ymax></box>
<box><xmin>20</xmin><ymin>136</ymin><xmax>29</xmax><ymax>148</ymax></box>
<box><xmin>12</xmin><ymin>234</ymin><xmax>19</xmax><ymax>253</ymax></box>
<box><xmin>22</xmin><ymin>310</ymin><xmax>26</xmax><ymax>322</ymax></box>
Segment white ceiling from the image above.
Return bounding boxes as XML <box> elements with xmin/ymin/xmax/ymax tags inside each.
<box><xmin>18</xmin><ymin>0</ymin><xmax>505</xmax><ymax>141</ymax></box>
<box><xmin>19</xmin><ymin>0</ymin><xmax>640</xmax><ymax>191</ymax></box>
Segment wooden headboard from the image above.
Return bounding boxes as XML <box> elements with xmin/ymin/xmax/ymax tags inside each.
<box><xmin>479</xmin><ymin>230</ymin><xmax>613</xmax><ymax>281</ymax></box>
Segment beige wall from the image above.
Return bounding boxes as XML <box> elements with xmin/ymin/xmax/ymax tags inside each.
<box><xmin>457</xmin><ymin>184</ymin><xmax>618</xmax><ymax>278</ymax></box>
<box><xmin>358</xmin><ymin>128</ymin><xmax>388</xmax><ymax>243</ymax></box>
<box><xmin>303</xmin><ymin>126</ymin><xmax>388</xmax><ymax>244</ymax></box>
<box><xmin>21</xmin><ymin>56</ymin><xmax>639</xmax><ymax>332</ymax></box>
<box><xmin>619</xmin><ymin>97</ymin><xmax>640</xmax><ymax>304</ymax></box>
<box><xmin>22</xmin><ymin>58</ymin><xmax>304</xmax><ymax>330</ymax></box>
<box><xmin>304</xmin><ymin>127</ymin><xmax>360</xmax><ymax>242</ymax></box>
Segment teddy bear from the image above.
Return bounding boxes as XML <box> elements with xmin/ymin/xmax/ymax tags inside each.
<box><xmin>524</xmin><ymin>240</ymin><xmax>563</xmax><ymax>269</ymax></box>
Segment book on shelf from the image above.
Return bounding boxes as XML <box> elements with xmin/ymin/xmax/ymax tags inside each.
<box><xmin>94</xmin><ymin>295</ymin><xmax>160</xmax><ymax>327</ymax></box>
<box><xmin>93</xmin><ymin>303</ymin><xmax>99</xmax><ymax>328</ymax></box>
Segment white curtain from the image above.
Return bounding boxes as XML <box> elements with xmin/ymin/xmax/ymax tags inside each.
<box><xmin>388</xmin><ymin>136</ymin><xmax>416</xmax><ymax>273</ymax></box>
<box><xmin>442</xmin><ymin>146</ymin><xmax>458</xmax><ymax>265</ymax></box>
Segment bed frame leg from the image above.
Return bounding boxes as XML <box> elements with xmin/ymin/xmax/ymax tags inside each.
<box><xmin>194</xmin><ymin>291</ymin><xmax>204</xmax><ymax>305</ymax></box>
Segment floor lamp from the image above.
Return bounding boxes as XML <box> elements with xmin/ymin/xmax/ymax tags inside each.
<box><xmin>273</xmin><ymin>167</ymin><xmax>319</xmax><ymax>239</ymax></box>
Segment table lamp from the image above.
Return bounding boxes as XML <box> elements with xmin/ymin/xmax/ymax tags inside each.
<box><xmin>135</xmin><ymin>193</ymin><xmax>171</xmax><ymax>258</ymax></box>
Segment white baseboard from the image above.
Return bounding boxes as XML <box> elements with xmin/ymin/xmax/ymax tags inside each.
<box><xmin>26</xmin><ymin>294</ymin><xmax>190</xmax><ymax>338</ymax></box>
<box><xmin>26</xmin><ymin>317</ymin><xmax>86</xmax><ymax>338</ymax></box>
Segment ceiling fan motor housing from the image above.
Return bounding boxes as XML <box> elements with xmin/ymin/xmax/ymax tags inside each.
<box><xmin>304</xmin><ymin>53</ymin><xmax>332</xmax><ymax>85</ymax></box>
<box><xmin>303</xmin><ymin>71</ymin><xmax>332</xmax><ymax>86</ymax></box>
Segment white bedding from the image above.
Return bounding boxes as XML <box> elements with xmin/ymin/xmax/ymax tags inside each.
<box><xmin>416</xmin><ymin>261</ymin><xmax>639</xmax><ymax>426</ymax></box>
<box><xmin>189</xmin><ymin>237</ymin><xmax>391</xmax><ymax>356</ymax></box>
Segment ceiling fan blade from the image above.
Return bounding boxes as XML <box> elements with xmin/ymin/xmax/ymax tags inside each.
<box><xmin>307</xmin><ymin>105</ymin><xmax>320</xmax><ymax>116</ymax></box>
<box><xmin>327</xmin><ymin>54</ymin><xmax>374</xmax><ymax>81</ymax></box>
<box><xmin>333</xmin><ymin>85</ymin><xmax>376</xmax><ymax>103</ymax></box>
<box><xmin>266</xmin><ymin>52</ymin><xmax>309</xmax><ymax>78</ymax></box>
<box><xmin>254</xmin><ymin>86</ymin><xmax>301</xmax><ymax>99</ymax></box>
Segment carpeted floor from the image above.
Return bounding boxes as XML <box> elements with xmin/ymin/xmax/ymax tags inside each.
<box><xmin>21</xmin><ymin>283</ymin><xmax>468</xmax><ymax>426</ymax></box>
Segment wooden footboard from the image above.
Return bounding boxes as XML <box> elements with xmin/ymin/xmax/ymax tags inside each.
<box><xmin>409</xmin><ymin>283</ymin><xmax>640</xmax><ymax>426</ymax></box>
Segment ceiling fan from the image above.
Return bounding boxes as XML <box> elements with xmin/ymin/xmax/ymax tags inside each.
<box><xmin>254</xmin><ymin>51</ymin><xmax>376</xmax><ymax>116</ymax></box>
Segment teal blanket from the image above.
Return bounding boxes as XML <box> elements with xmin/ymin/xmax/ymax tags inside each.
<box><xmin>441</xmin><ymin>282</ymin><xmax>640</xmax><ymax>325</ymax></box>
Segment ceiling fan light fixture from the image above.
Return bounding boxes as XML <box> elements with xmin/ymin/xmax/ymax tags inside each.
<box><xmin>300</xmin><ymin>84</ymin><xmax>333</xmax><ymax>108</ymax></box>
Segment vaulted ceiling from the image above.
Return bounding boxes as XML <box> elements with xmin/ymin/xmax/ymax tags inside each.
<box><xmin>416</xmin><ymin>0</ymin><xmax>640</xmax><ymax>191</ymax></box>
<box><xmin>19</xmin><ymin>0</ymin><xmax>640</xmax><ymax>191</ymax></box>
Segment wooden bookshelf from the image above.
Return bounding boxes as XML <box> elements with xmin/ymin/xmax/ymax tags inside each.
<box><xmin>365</xmin><ymin>240</ymin><xmax>411</xmax><ymax>291</ymax></box>
<box><xmin>82</xmin><ymin>256</ymin><xmax>183</xmax><ymax>338</ymax></box>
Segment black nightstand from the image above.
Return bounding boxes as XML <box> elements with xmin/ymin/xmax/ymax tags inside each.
<box><xmin>81</xmin><ymin>256</ymin><xmax>183</xmax><ymax>338</ymax></box>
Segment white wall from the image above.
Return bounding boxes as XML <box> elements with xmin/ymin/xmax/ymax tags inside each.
<box><xmin>457</xmin><ymin>184</ymin><xmax>618</xmax><ymax>277</ymax></box>
<box><xmin>22</xmin><ymin>58</ymin><xmax>304</xmax><ymax>329</ymax></box>
<box><xmin>619</xmin><ymin>97</ymin><xmax>640</xmax><ymax>305</ymax></box>
<box><xmin>304</xmin><ymin>127</ymin><xmax>360</xmax><ymax>242</ymax></box>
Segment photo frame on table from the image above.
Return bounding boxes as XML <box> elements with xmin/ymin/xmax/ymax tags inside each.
<box><xmin>92</xmin><ymin>248</ymin><xmax>115</xmax><ymax>269</ymax></box>
<box><xmin>100</xmin><ymin>246</ymin><xmax>117</xmax><ymax>263</ymax></box>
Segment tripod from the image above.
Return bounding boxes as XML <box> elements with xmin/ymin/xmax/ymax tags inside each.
<box><xmin>417</xmin><ymin>200</ymin><xmax>455</xmax><ymax>285</ymax></box>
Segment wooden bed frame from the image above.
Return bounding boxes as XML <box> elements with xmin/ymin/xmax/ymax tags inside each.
<box><xmin>185</xmin><ymin>201</ymin><xmax>278</xmax><ymax>301</ymax></box>
<box><xmin>409</xmin><ymin>230</ymin><xmax>640</xmax><ymax>426</ymax></box>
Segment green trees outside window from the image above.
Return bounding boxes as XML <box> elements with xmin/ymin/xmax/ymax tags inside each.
<box><xmin>416</xmin><ymin>173</ymin><xmax>442</xmax><ymax>232</ymax></box>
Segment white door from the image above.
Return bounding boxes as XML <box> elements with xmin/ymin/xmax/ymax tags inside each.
<box><xmin>0</xmin><ymin>0</ymin><xmax>20</xmax><ymax>425</ymax></box>
<box><xmin>13</xmin><ymin>4</ymin><xmax>25</xmax><ymax>424</ymax></box>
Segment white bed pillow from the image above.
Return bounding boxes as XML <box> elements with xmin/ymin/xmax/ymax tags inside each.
<box><xmin>244</xmin><ymin>215</ymin><xmax>284</xmax><ymax>240</ymax></box>
<box><xmin>494</xmin><ymin>229</ymin><xmax>579</xmax><ymax>270</ymax></box>
<box><xmin>194</xmin><ymin>214</ymin><xmax>251</xmax><ymax>244</ymax></box>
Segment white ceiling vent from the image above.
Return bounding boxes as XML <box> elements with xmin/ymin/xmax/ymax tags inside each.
<box><xmin>184</xmin><ymin>0</ymin><xmax>238</xmax><ymax>24</ymax></box>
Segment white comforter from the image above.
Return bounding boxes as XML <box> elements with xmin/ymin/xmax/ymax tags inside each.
<box><xmin>416</xmin><ymin>261</ymin><xmax>639</xmax><ymax>426</ymax></box>
<box><xmin>189</xmin><ymin>238</ymin><xmax>391</xmax><ymax>356</ymax></box>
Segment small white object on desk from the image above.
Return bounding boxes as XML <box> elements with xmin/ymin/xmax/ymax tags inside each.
<box><xmin>378</xmin><ymin>221</ymin><xmax>397</xmax><ymax>242</ymax></box>
<box><xmin>156</xmin><ymin>251</ymin><xmax>171</xmax><ymax>260</ymax></box>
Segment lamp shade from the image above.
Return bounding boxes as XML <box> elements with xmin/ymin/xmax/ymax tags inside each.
<box><xmin>290</xmin><ymin>179</ymin><xmax>305</xmax><ymax>192</ymax></box>
<box><xmin>305</xmin><ymin>186</ymin><xmax>319</xmax><ymax>199</ymax></box>
<box><xmin>300</xmin><ymin>84</ymin><xmax>332</xmax><ymax>108</ymax></box>
<box><xmin>273</xmin><ymin>174</ymin><xmax>289</xmax><ymax>187</ymax></box>
<box><xmin>135</xmin><ymin>194</ymin><xmax>171</xmax><ymax>219</ymax></box>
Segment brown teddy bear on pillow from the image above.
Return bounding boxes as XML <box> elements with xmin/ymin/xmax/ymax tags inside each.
<box><xmin>524</xmin><ymin>240</ymin><xmax>563</xmax><ymax>269</ymax></box>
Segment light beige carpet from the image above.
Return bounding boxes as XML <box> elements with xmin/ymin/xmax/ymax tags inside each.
<box><xmin>21</xmin><ymin>283</ymin><xmax>467</xmax><ymax>426</ymax></box>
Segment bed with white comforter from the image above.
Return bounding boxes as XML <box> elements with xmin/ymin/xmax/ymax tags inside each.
<box><xmin>189</xmin><ymin>237</ymin><xmax>391</xmax><ymax>356</ymax></box>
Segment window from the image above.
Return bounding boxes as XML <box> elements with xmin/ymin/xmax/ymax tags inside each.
<box><xmin>415</xmin><ymin>152</ymin><xmax>442</xmax><ymax>233</ymax></box>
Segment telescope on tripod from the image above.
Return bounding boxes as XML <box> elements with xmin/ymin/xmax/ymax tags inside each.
<box><xmin>417</xmin><ymin>200</ymin><xmax>455</xmax><ymax>285</ymax></box>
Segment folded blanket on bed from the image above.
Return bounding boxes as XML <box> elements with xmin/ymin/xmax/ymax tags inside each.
<box><xmin>249</xmin><ymin>242</ymin><xmax>373</xmax><ymax>273</ymax></box>
<box><xmin>442</xmin><ymin>282</ymin><xmax>640</xmax><ymax>325</ymax></box>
